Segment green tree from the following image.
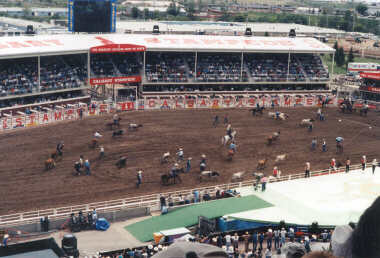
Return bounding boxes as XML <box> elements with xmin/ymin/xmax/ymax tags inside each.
<box><xmin>185</xmin><ymin>0</ymin><xmax>195</xmax><ymax>17</ymax></box>
<box><xmin>167</xmin><ymin>0</ymin><xmax>179</xmax><ymax>16</ymax></box>
<box><xmin>356</xmin><ymin>3</ymin><xmax>368</xmax><ymax>16</ymax></box>
<box><xmin>144</xmin><ymin>8</ymin><xmax>150</xmax><ymax>19</ymax></box>
<box><xmin>336</xmin><ymin>47</ymin><xmax>345</xmax><ymax>67</ymax></box>
<box><xmin>342</xmin><ymin>10</ymin><xmax>353</xmax><ymax>31</ymax></box>
<box><xmin>347</xmin><ymin>47</ymin><xmax>354</xmax><ymax>64</ymax></box>
<box><xmin>131</xmin><ymin>7</ymin><xmax>140</xmax><ymax>19</ymax></box>
<box><xmin>233</xmin><ymin>14</ymin><xmax>247</xmax><ymax>22</ymax></box>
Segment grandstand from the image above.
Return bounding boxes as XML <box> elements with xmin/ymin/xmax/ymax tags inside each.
<box><xmin>0</xmin><ymin>34</ymin><xmax>334</xmax><ymax>110</ymax></box>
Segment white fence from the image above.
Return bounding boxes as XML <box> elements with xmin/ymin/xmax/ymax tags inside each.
<box><xmin>0</xmin><ymin>164</ymin><xmax>363</xmax><ymax>227</ymax></box>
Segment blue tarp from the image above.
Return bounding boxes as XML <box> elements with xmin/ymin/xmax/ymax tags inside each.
<box><xmin>95</xmin><ymin>218</ymin><xmax>110</xmax><ymax>231</ymax></box>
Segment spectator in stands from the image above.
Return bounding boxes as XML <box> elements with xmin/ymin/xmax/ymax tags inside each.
<box><xmin>259</xmin><ymin>232</ymin><xmax>264</xmax><ymax>250</ymax></box>
<box><xmin>225</xmin><ymin>233</ymin><xmax>232</xmax><ymax>250</ymax></box>
<box><xmin>281</xmin><ymin>227</ymin><xmax>287</xmax><ymax>247</ymax></box>
<box><xmin>282</xmin><ymin>242</ymin><xmax>306</xmax><ymax>258</ymax></box>
<box><xmin>252</xmin><ymin>231</ymin><xmax>258</xmax><ymax>252</ymax></box>
<box><xmin>303</xmin><ymin>251</ymin><xmax>337</xmax><ymax>258</ymax></box>
<box><xmin>267</xmin><ymin>228</ymin><xmax>273</xmax><ymax>250</ymax></box>
<box><xmin>288</xmin><ymin>227</ymin><xmax>295</xmax><ymax>242</ymax></box>
<box><xmin>274</xmin><ymin>228</ymin><xmax>280</xmax><ymax>250</ymax></box>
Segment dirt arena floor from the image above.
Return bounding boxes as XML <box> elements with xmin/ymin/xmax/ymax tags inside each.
<box><xmin>1</xmin><ymin>107</ymin><xmax>380</xmax><ymax>215</ymax></box>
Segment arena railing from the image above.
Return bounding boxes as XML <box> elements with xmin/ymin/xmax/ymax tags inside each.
<box><xmin>0</xmin><ymin>163</ymin><xmax>365</xmax><ymax>227</ymax></box>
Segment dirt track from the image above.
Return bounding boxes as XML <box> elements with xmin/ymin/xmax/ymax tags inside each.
<box><xmin>1</xmin><ymin>107</ymin><xmax>379</xmax><ymax>215</ymax></box>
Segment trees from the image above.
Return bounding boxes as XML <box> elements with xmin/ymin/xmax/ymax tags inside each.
<box><xmin>356</xmin><ymin>3</ymin><xmax>368</xmax><ymax>16</ymax></box>
<box><xmin>347</xmin><ymin>47</ymin><xmax>354</xmax><ymax>64</ymax></box>
<box><xmin>131</xmin><ymin>7</ymin><xmax>140</xmax><ymax>19</ymax></box>
<box><xmin>185</xmin><ymin>0</ymin><xmax>195</xmax><ymax>18</ymax></box>
<box><xmin>167</xmin><ymin>0</ymin><xmax>180</xmax><ymax>16</ymax></box>
<box><xmin>336</xmin><ymin>47</ymin><xmax>346</xmax><ymax>67</ymax></box>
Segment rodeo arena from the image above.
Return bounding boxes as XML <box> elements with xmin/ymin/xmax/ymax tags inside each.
<box><xmin>0</xmin><ymin>31</ymin><xmax>379</xmax><ymax>258</ymax></box>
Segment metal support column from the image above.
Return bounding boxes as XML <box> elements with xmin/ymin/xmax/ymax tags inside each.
<box><xmin>143</xmin><ymin>51</ymin><xmax>146</xmax><ymax>82</ymax></box>
<box><xmin>194</xmin><ymin>51</ymin><xmax>198</xmax><ymax>82</ymax></box>
<box><xmin>37</xmin><ymin>55</ymin><xmax>40</xmax><ymax>92</ymax></box>
<box><xmin>330</xmin><ymin>52</ymin><xmax>335</xmax><ymax>90</ymax></box>
<box><xmin>286</xmin><ymin>51</ymin><xmax>291</xmax><ymax>82</ymax></box>
<box><xmin>240</xmin><ymin>52</ymin><xmax>244</xmax><ymax>82</ymax></box>
<box><xmin>87</xmin><ymin>50</ymin><xmax>91</xmax><ymax>85</ymax></box>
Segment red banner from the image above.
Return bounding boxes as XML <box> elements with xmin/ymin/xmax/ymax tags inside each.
<box><xmin>360</xmin><ymin>72</ymin><xmax>380</xmax><ymax>81</ymax></box>
<box><xmin>368</xmin><ymin>87</ymin><xmax>380</xmax><ymax>93</ymax></box>
<box><xmin>89</xmin><ymin>76</ymin><xmax>141</xmax><ymax>85</ymax></box>
<box><xmin>90</xmin><ymin>44</ymin><xmax>146</xmax><ymax>54</ymax></box>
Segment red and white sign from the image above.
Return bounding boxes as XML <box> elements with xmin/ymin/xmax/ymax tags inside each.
<box><xmin>90</xmin><ymin>44</ymin><xmax>146</xmax><ymax>54</ymax></box>
<box><xmin>90</xmin><ymin>76</ymin><xmax>141</xmax><ymax>85</ymax></box>
<box><xmin>360</xmin><ymin>72</ymin><xmax>380</xmax><ymax>81</ymax></box>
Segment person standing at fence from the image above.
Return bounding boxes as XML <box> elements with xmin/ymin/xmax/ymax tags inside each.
<box><xmin>346</xmin><ymin>157</ymin><xmax>351</xmax><ymax>173</ymax></box>
<box><xmin>99</xmin><ymin>146</ymin><xmax>105</xmax><ymax>159</ymax></box>
<box><xmin>305</xmin><ymin>162</ymin><xmax>311</xmax><ymax>178</ymax></box>
<box><xmin>186</xmin><ymin>157</ymin><xmax>192</xmax><ymax>173</ymax></box>
<box><xmin>252</xmin><ymin>231</ymin><xmax>258</xmax><ymax>252</ymax></box>
<box><xmin>79</xmin><ymin>108</ymin><xmax>83</xmax><ymax>119</ymax></box>
<box><xmin>361</xmin><ymin>155</ymin><xmax>367</xmax><ymax>172</ymax></box>
<box><xmin>372</xmin><ymin>159</ymin><xmax>377</xmax><ymax>174</ymax></box>
<box><xmin>84</xmin><ymin>160</ymin><xmax>91</xmax><ymax>175</ymax></box>
<box><xmin>322</xmin><ymin>139</ymin><xmax>327</xmax><ymax>152</ymax></box>
<box><xmin>311</xmin><ymin>138</ymin><xmax>317</xmax><ymax>151</ymax></box>
<box><xmin>213</xmin><ymin>115</ymin><xmax>219</xmax><ymax>127</ymax></box>
<box><xmin>136</xmin><ymin>170</ymin><xmax>142</xmax><ymax>188</ymax></box>
<box><xmin>330</xmin><ymin>158</ymin><xmax>337</xmax><ymax>172</ymax></box>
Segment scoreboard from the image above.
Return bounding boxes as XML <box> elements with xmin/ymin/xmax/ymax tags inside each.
<box><xmin>68</xmin><ymin>0</ymin><xmax>116</xmax><ymax>33</ymax></box>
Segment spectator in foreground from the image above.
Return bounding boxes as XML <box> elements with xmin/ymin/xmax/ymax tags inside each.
<box><xmin>332</xmin><ymin>196</ymin><xmax>380</xmax><ymax>258</ymax></box>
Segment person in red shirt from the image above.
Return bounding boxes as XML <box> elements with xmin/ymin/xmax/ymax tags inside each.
<box><xmin>330</xmin><ymin>158</ymin><xmax>337</xmax><ymax>172</ymax></box>
<box><xmin>273</xmin><ymin>166</ymin><xmax>279</xmax><ymax>177</ymax></box>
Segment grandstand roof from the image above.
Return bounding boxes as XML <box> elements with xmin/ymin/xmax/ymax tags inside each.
<box><xmin>0</xmin><ymin>33</ymin><xmax>334</xmax><ymax>59</ymax></box>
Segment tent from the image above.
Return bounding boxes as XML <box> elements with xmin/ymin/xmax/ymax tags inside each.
<box><xmin>152</xmin><ymin>242</ymin><xmax>228</xmax><ymax>258</ymax></box>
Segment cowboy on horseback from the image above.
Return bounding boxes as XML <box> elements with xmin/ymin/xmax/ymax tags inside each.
<box><xmin>226</xmin><ymin>124</ymin><xmax>233</xmax><ymax>139</ymax></box>
<box><xmin>56</xmin><ymin>141</ymin><xmax>64</xmax><ymax>156</ymax></box>
<box><xmin>229</xmin><ymin>141</ymin><xmax>237</xmax><ymax>153</ymax></box>
<box><xmin>113</xmin><ymin>113</ymin><xmax>119</xmax><ymax>126</ymax></box>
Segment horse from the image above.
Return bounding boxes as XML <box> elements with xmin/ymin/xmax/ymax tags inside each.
<box><xmin>161</xmin><ymin>152</ymin><xmax>171</xmax><ymax>164</ymax></box>
<box><xmin>231</xmin><ymin>171</ymin><xmax>245</xmax><ymax>181</ymax></box>
<box><xmin>161</xmin><ymin>173</ymin><xmax>182</xmax><ymax>185</ymax></box>
<box><xmin>128</xmin><ymin>123</ymin><xmax>143</xmax><ymax>131</ymax></box>
<box><xmin>227</xmin><ymin>149</ymin><xmax>235</xmax><ymax>161</ymax></box>
<box><xmin>267</xmin><ymin>131</ymin><xmax>280</xmax><ymax>145</ymax></box>
<box><xmin>45</xmin><ymin>158</ymin><xmax>56</xmax><ymax>171</ymax></box>
<box><xmin>106</xmin><ymin>117</ymin><xmax>121</xmax><ymax>130</ymax></box>
<box><xmin>116</xmin><ymin>156</ymin><xmax>127</xmax><ymax>169</ymax></box>
<box><xmin>112</xmin><ymin>129</ymin><xmax>124</xmax><ymax>137</ymax></box>
<box><xmin>299</xmin><ymin>118</ymin><xmax>314</xmax><ymax>127</ymax></box>
<box><xmin>257</xmin><ymin>159</ymin><xmax>267</xmax><ymax>170</ymax></box>
<box><xmin>89</xmin><ymin>139</ymin><xmax>99</xmax><ymax>149</ymax></box>
<box><xmin>275</xmin><ymin>154</ymin><xmax>287</xmax><ymax>164</ymax></box>
<box><xmin>50</xmin><ymin>150</ymin><xmax>62</xmax><ymax>161</ymax></box>
<box><xmin>222</xmin><ymin>130</ymin><xmax>237</xmax><ymax>145</ymax></box>
<box><xmin>250</xmin><ymin>106</ymin><xmax>265</xmax><ymax>116</ymax></box>
<box><xmin>199</xmin><ymin>171</ymin><xmax>220</xmax><ymax>182</ymax></box>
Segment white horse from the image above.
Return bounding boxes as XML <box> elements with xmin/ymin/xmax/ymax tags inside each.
<box><xmin>128</xmin><ymin>123</ymin><xmax>143</xmax><ymax>131</ymax></box>
<box><xmin>221</xmin><ymin>130</ymin><xmax>237</xmax><ymax>145</ymax></box>
<box><xmin>161</xmin><ymin>152</ymin><xmax>170</xmax><ymax>163</ymax></box>
<box><xmin>299</xmin><ymin>118</ymin><xmax>314</xmax><ymax>127</ymax></box>
<box><xmin>268</xmin><ymin>112</ymin><xmax>288</xmax><ymax>120</ymax></box>
<box><xmin>275</xmin><ymin>154</ymin><xmax>287</xmax><ymax>163</ymax></box>
<box><xmin>231</xmin><ymin>171</ymin><xmax>245</xmax><ymax>181</ymax></box>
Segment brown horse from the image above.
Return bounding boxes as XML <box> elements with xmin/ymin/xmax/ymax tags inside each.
<box><xmin>45</xmin><ymin>158</ymin><xmax>56</xmax><ymax>171</ymax></box>
<box><xmin>89</xmin><ymin>139</ymin><xmax>99</xmax><ymax>149</ymax></box>
<box><xmin>257</xmin><ymin>158</ymin><xmax>267</xmax><ymax>170</ymax></box>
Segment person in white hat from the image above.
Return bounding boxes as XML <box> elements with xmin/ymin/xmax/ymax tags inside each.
<box><xmin>361</xmin><ymin>155</ymin><xmax>367</xmax><ymax>171</ymax></box>
<box><xmin>136</xmin><ymin>170</ymin><xmax>142</xmax><ymax>188</ymax></box>
<box><xmin>372</xmin><ymin>159</ymin><xmax>377</xmax><ymax>174</ymax></box>
<box><xmin>177</xmin><ymin>148</ymin><xmax>184</xmax><ymax>161</ymax></box>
